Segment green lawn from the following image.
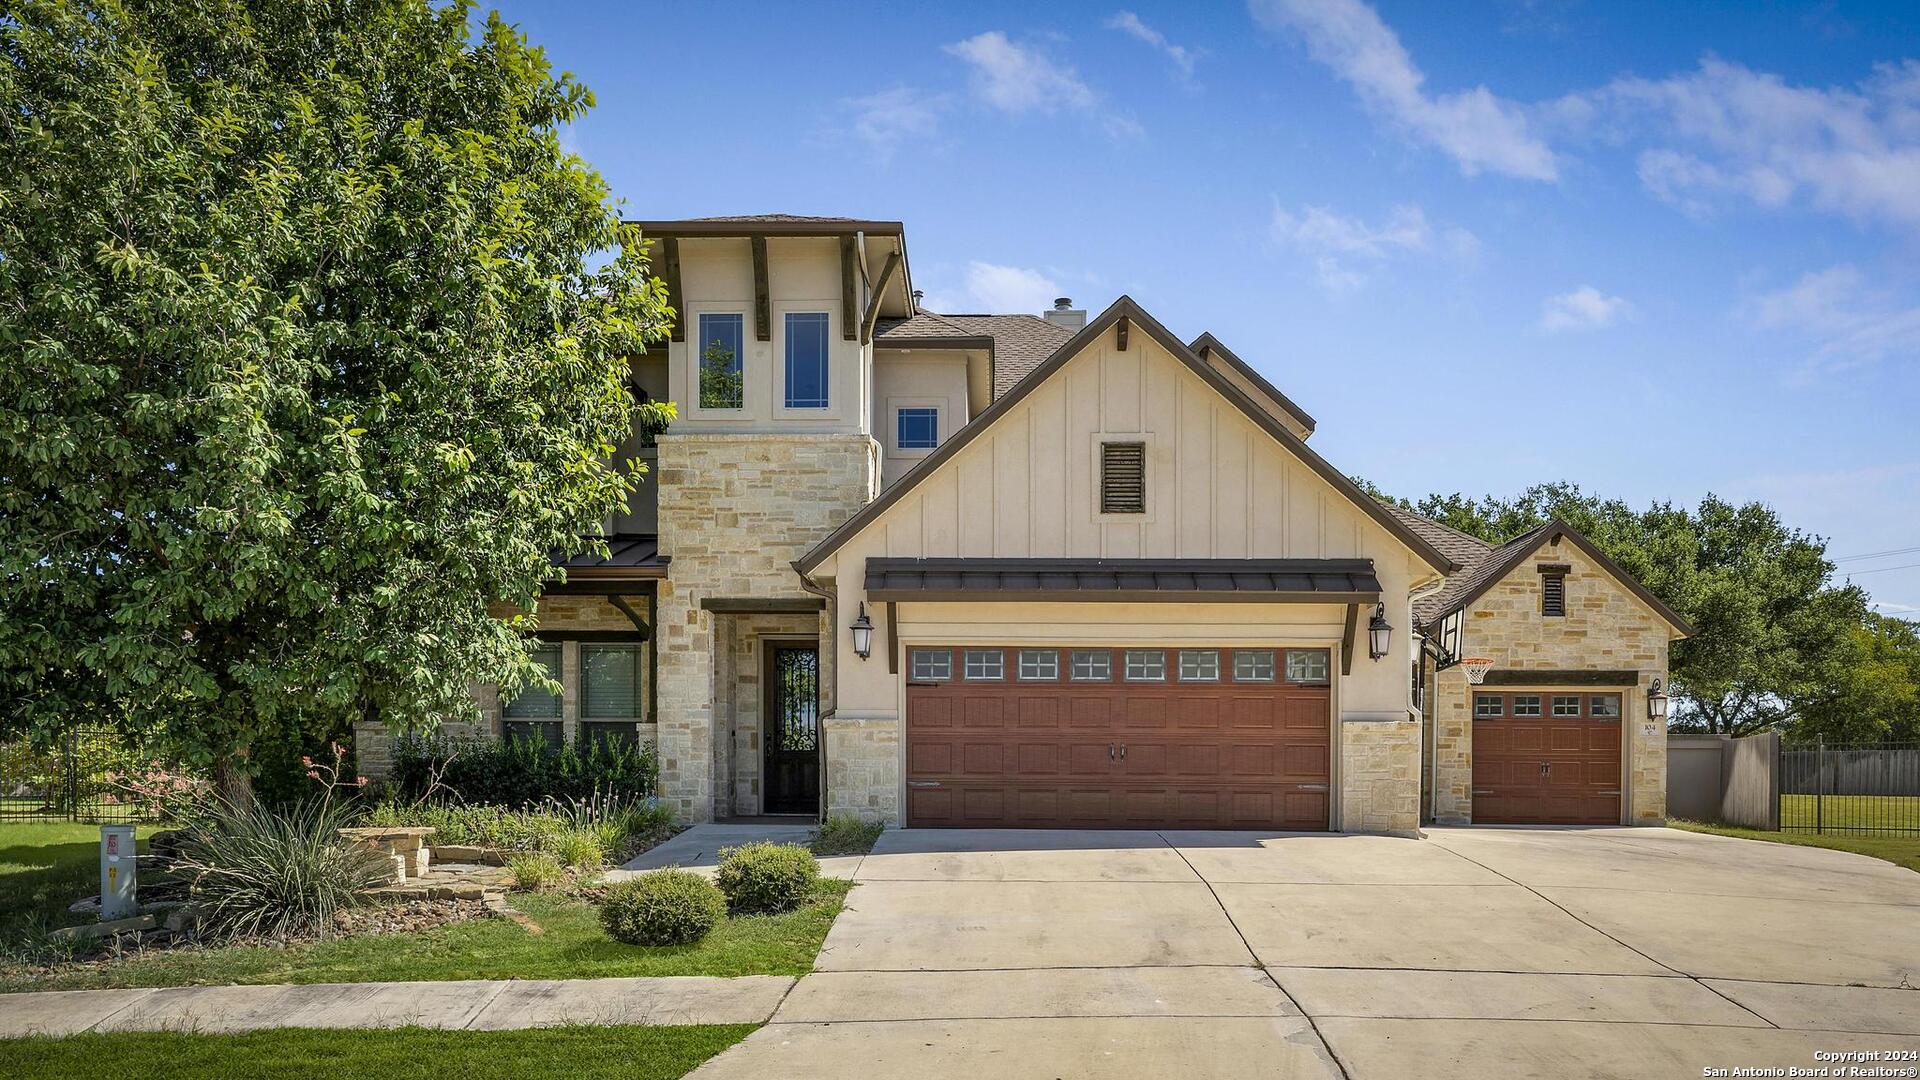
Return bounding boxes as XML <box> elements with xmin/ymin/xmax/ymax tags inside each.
<box><xmin>3</xmin><ymin>880</ymin><xmax>851</xmax><ymax>992</ymax></box>
<box><xmin>1670</xmin><ymin>819</ymin><xmax>1920</xmax><ymax>873</ymax></box>
<box><xmin>0</xmin><ymin>821</ymin><xmax>150</xmax><ymax>940</ymax></box>
<box><xmin>1778</xmin><ymin>793</ymin><xmax>1920</xmax><ymax>832</ymax></box>
<box><xmin>0</xmin><ymin>1024</ymin><xmax>755</xmax><ymax>1080</ymax></box>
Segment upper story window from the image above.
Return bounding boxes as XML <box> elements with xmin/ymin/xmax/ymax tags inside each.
<box><xmin>897</xmin><ymin>407</ymin><xmax>939</xmax><ymax>450</ymax></box>
<box><xmin>784</xmin><ymin>312</ymin><xmax>830</xmax><ymax>409</ymax></box>
<box><xmin>698</xmin><ymin>313</ymin><xmax>744</xmax><ymax>410</ymax></box>
<box><xmin>1100</xmin><ymin>441</ymin><xmax>1146</xmax><ymax>514</ymax></box>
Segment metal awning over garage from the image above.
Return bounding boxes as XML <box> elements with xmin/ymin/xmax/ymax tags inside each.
<box><xmin>864</xmin><ymin>558</ymin><xmax>1382</xmax><ymax>604</ymax></box>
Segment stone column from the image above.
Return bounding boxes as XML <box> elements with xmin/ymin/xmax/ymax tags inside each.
<box><xmin>1339</xmin><ymin>719</ymin><xmax>1421</xmax><ymax>836</ymax></box>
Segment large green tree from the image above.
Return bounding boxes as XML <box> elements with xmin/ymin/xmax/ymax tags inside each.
<box><xmin>0</xmin><ymin>0</ymin><xmax>671</xmax><ymax>795</ymax></box>
<box><xmin>1365</xmin><ymin>482</ymin><xmax>1873</xmax><ymax>738</ymax></box>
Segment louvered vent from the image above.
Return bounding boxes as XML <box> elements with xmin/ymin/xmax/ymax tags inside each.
<box><xmin>1541</xmin><ymin>573</ymin><xmax>1566</xmax><ymax>617</ymax></box>
<box><xmin>1100</xmin><ymin>442</ymin><xmax>1146</xmax><ymax>514</ymax></box>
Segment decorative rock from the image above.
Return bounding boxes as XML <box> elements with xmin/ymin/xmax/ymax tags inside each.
<box><xmin>51</xmin><ymin>914</ymin><xmax>155</xmax><ymax>941</ymax></box>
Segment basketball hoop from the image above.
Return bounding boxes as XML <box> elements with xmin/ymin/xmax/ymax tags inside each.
<box><xmin>1460</xmin><ymin>657</ymin><xmax>1495</xmax><ymax>685</ymax></box>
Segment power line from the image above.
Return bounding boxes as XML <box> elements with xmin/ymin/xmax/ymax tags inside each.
<box><xmin>1833</xmin><ymin>545</ymin><xmax>1920</xmax><ymax>563</ymax></box>
<box><xmin>1844</xmin><ymin>561</ymin><xmax>1920</xmax><ymax>576</ymax></box>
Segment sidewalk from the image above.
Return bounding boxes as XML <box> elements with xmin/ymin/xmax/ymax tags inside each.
<box><xmin>0</xmin><ymin>975</ymin><xmax>793</xmax><ymax>1037</ymax></box>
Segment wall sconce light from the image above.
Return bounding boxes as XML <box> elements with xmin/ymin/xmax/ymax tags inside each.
<box><xmin>1647</xmin><ymin>678</ymin><xmax>1669</xmax><ymax>721</ymax></box>
<box><xmin>850</xmin><ymin>603</ymin><xmax>874</xmax><ymax>661</ymax></box>
<box><xmin>1367</xmin><ymin>604</ymin><xmax>1392</xmax><ymax>660</ymax></box>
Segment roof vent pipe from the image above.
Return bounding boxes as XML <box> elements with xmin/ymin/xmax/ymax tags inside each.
<box><xmin>1043</xmin><ymin>296</ymin><xmax>1086</xmax><ymax>330</ymax></box>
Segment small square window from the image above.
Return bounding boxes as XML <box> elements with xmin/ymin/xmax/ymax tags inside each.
<box><xmin>1178</xmin><ymin>650</ymin><xmax>1220</xmax><ymax>681</ymax></box>
<box><xmin>963</xmin><ymin>649</ymin><xmax>1004</xmax><ymax>680</ymax></box>
<box><xmin>1552</xmin><ymin>695</ymin><xmax>1582</xmax><ymax>717</ymax></box>
<box><xmin>896</xmin><ymin>407</ymin><xmax>939</xmax><ymax>450</ymax></box>
<box><xmin>1512</xmin><ymin>694</ymin><xmax>1543</xmax><ymax>717</ymax></box>
<box><xmin>910</xmin><ymin>648</ymin><xmax>952</xmax><ymax>681</ymax></box>
<box><xmin>1285</xmin><ymin>650</ymin><xmax>1330</xmax><ymax>684</ymax></box>
<box><xmin>1590</xmin><ymin>694</ymin><xmax>1622</xmax><ymax>719</ymax></box>
<box><xmin>1474</xmin><ymin>694</ymin><xmax>1504</xmax><ymax>718</ymax></box>
<box><xmin>1018</xmin><ymin>649</ymin><xmax>1059</xmax><ymax>680</ymax></box>
<box><xmin>1123</xmin><ymin>650</ymin><xmax>1166</xmax><ymax>681</ymax></box>
<box><xmin>1070</xmin><ymin>650</ymin><xmax>1111</xmax><ymax>681</ymax></box>
<box><xmin>1233</xmin><ymin>650</ymin><xmax>1276</xmax><ymax>682</ymax></box>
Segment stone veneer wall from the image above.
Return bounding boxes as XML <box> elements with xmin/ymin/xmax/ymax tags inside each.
<box><xmin>653</xmin><ymin>433</ymin><xmax>878</xmax><ymax>822</ymax></box>
<box><xmin>1430</xmin><ymin>538</ymin><xmax>1673</xmax><ymax>825</ymax></box>
<box><xmin>355</xmin><ymin>596</ymin><xmax>654</xmax><ymax>782</ymax></box>
<box><xmin>1340</xmin><ymin>720</ymin><xmax>1421</xmax><ymax>836</ymax></box>
<box><xmin>824</xmin><ymin>714</ymin><xmax>900</xmax><ymax>822</ymax></box>
<box><xmin>714</xmin><ymin>612</ymin><xmax>820</xmax><ymax>817</ymax></box>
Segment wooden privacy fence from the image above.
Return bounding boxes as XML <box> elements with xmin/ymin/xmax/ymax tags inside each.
<box><xmin>1665</xmin><ymin>732</ymin><xmax>1779</xmax><ymax>830</ymax></box>
<box><xmin>1668</xmin><ymin>733</ymin><xmax>1919</xmax><ymax>836</ymax></box>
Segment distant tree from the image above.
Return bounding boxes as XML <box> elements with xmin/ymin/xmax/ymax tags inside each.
<box><xmin>1794</xmin><ymin>613</ymin><xmax>1920</xmax><ymax>744</ymax></box>
<box><xmin>1362</xmin><ymin>481</ymin><xmax>1870</xmax><ymax>738</ymax></box>
<box><xmin>0</xmin><ymin>0</ymin><xmax>673</xmax><ymax>798</ymax></box>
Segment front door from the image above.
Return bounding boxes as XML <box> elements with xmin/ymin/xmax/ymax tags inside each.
<box><xmin>763</xmin><ymin>645</ymin><xmax>820</xmax><ymax>815</ymax></box>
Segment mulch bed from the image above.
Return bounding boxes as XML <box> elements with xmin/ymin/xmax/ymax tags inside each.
<box><xmin>330</xmin><ymin>897</ymin><xmax>494</xmax><ymax>937</ymax></box>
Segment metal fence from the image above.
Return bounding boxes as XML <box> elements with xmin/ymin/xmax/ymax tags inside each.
<box><xmin>0</xmin><ymin>728</ymin><xmax>181</xmax><ymax>823</ymax></box>
<box><xmin>1778</xmin><ymin>740</ymin><xmax>1920</xmax><ymax>836</ymax></box>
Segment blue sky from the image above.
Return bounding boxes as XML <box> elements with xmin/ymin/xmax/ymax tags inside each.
<box><xmin>492</xmin><ymin>0</ymin><xmax>1920</xmax><ymax>616</ymax></box>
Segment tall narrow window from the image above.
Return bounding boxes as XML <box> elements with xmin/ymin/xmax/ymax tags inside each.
<box><xmin>1100</xmin><ymin>441</ymin><xmax>1146</xmax><ymax>514</ymax></box>
<box><xmin>784</xmin><ymin>312</ymin><xmax>830</xmax><ymax>408</ymax></box>
<box><xmin>697</xmin><ymin>313</ymin><xmax>744</xmax><ymax>409</ymax></box>
<box><xmin>503</xmin><ymin>645</ymin><xmax>562</xmax><ymax>719</ymax></box>
<box><xmin>896</xmin><ymin>407</ymin><xmax>939</xmax><ymax>450</ymax></box>
<box><xmin>1541</xmin><ymin>570</ymin><xmax>1567</xmax><ymax>617</ymax></box>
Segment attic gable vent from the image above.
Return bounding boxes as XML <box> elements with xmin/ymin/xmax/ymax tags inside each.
<box><xmin>1100</xmin><ymin>441</ymin><xmax>1146</xmax><ymax>514</ymax></box>
<box><xmin>1539</xmin><ymin>563</ymin><xmax>1569</xmax><ymax>617</ymax></box>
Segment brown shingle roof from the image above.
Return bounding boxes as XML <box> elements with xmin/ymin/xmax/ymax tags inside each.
<box><xmin>1411</xmin><ymin>522</ymin><xmax>1547</xmax><ymax>628</ymax></box>
<box><xmin>873</xmin><ymin>312</ymin><xmax>1075</xmax><ymax>398</ymax></box>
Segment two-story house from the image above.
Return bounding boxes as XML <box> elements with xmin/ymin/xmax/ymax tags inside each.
<box><xmin>356</xmin><ymin>213</ymin><xmax>1691</xmax><ymax>835</ymax></box>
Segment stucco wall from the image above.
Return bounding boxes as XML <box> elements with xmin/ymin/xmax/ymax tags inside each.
<box><xmin>812</xmin><ymin>325</ymin><xmax>1442</xmax><ymax>831</ymax></box>
<box><xmin>872</xmin><ymin>351</ymin><xmax>971</xmax><ymax>489</ymax></box>
<box><xmin>652</xmin><ymin>432</ymin><xmax>876</xmax><ymax>821</ymax></box>
<box><xmin>1430</xmin><ymin>537</ymin><xmax>1675</xmax><ymax>825</ymax></box>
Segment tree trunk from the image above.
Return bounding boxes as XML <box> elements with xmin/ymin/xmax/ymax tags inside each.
<box><xmin>211</xmin><ymin>753</ymin><xmax>253</xmax><ymax>807</ymax></box>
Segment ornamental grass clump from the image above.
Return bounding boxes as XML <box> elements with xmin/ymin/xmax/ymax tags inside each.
<box><xmin>173</xmin><ymin>796</ymin><xmax>387</xmax><ymax>942</ymax></box>
<box><xmin>598</xmin><ymin>870</ymin><xmax>727</xmax><ymax>946</ymax></box>
<box><xmin>714</xmin><ymin>842</ymin><xmax>819</xmax><ymax>915</ymax></box>
<box><xmin>507</xmin><ymin>851</ymin><xmax>565</xmax><ymax>891</ymax></box>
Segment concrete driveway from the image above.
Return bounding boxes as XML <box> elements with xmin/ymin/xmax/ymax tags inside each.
<box><xmin>692</xmin><ymin>825</ymin><xmax>1920</xmax><ymax>1079</ymax></box>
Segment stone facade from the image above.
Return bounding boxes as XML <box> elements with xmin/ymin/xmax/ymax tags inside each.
<box><xmin>823</xmin><ymin>714</ymin><xmax>900</xmax><ymax>822</ymax></box>
<box><xmin>1340</xmin><ymin>720</ymin><xmax>1421</xmax><ymax>836</ymax></box>
<box><xmin>1429</xmin><ymin>537</ymin><xmax>1674</xmax><ymax>825</ymax></box>
<box><xmin>652</xmin><ymin>433</ymin><xmax>878</xmax><ymax>822</ymax></box>
<box><xmin>713</xmin><ymin>611</ymin><xmax>819</xmax><ymax>817</ymax></box>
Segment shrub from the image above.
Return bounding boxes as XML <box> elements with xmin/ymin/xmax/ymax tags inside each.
<box><xmin>507</xmin><ymin>851</ymin><xmax>565</xmax><ymax>891</ymax></box>
<box><xmin>174</xmin><ymin>796</ymin><xmax>388</xmax><ymax>941</ymax></box>
<box><xmin>599</xmin><ymin>870</ymin><xmax>727</xmax><ymax>946</ymax></box>
<box><xmin>714</xmin><ymin>842</ymin><xmax>819</xmax><ymax>915</ymax></box>
<box><xmin>391</xmin><ymin>732</ymin><xmax>658</xmax><ymax>808</ymax></box>
<box><xmin>551</xmin><ymin>830</ymin><xmax>605</xmax><ymax>870</ymax></box>
<box><xmin>810</xmin><ymin>814</ymin><xmax>884</xmax><ymax>856</ymax></box>
<box><xmin>360</xmin><ymin>793</ymin><xmax>673</xmax><ymax>858</ymax></box>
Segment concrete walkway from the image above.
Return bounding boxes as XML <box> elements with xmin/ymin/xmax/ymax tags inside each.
<box><xmin>604</xmin><ymin>823</ymin><xmax>863</xmax><ymax>882</ymax></box>
<box><xmin>689</xmin><ymin>826</ymin><xmax>1920</xmax><ymax>1079</ymax></box>
<box><xmin>0</xmin><ymin>975</ymin><xmax>794</xmax><ymax>1037</ymax></box>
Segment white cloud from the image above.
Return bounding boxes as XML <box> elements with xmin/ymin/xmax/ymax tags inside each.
<box><xmin>1105</xmin><ymin>11</ymin><xmax>1200</xmax><ymax>81</ymax></box>
<box><xmin>1269</xmin><ymin>203</ymin><xmax>1477</xmax><ymax>291</ymax></box>
<box><xmin>957</xmin><ymin>261</ymin><xmax>1063</xmax><ymax>313</ymax></box>
<box><xmin>1248</xmin><ymin>0</ymin><xmax>1558</xmax><ymax>181</ymax></box>
<box><xmin>845</xmin><ymin>87</ymin><xmax>946</xmax><ymax>157</ymax></box>
<box><xmin>1574</xmin><ymin>58</ymin><xmax>1920</xmax><ymax>228</ymax></box>
<box><xmin>946</xmin><ymin>31</ymin><xmax>1097</xmax><ymax>114</ymax></box>
<box><xmin>1539</xmin><ymin>286</ymin><xmax>1632</xmax><ymax>333</ymax></box>
<box><xmin>1747</xmin><ymin>265</ymin><xmax>1920</xmax><ymax>374</ymax></box>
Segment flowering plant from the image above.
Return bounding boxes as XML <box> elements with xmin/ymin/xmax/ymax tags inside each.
<box><xmin>103</xmin><ymin>766</ymin><xmax>210</xmax><ymax>820</ymax></box>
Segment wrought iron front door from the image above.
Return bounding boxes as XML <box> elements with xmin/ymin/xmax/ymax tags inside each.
<box><xmin>764</xmin><ymin>645</ymin><xmax>821</xmax><ymax>814</ymax></box>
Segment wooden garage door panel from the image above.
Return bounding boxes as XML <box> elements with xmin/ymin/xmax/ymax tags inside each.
<box><xmin>1472</xmin><ymin>690</ymin><xmax>1621</xmax><ymax>826</ymax></box>
<box><xmin>906</xmin><ymin>646</ymin><xmax>1330</xmax><ymax>830</ymax></box>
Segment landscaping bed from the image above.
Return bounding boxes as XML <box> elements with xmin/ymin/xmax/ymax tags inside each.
<box><xmin>0</xmin><ymin>1023</ymin><xmax>757</xmax><ymax>1080</ymax></box>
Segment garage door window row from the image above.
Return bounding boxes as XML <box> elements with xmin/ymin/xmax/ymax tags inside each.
<box><xmin>1474</xmin><ymin>692</ymin><xmax>1622</xmax><ymax>720</ymax></box>
<box><xmin>909</xmin><ymin>647</ymin><xmax>1331</xmax><ymax>686</ymax></box>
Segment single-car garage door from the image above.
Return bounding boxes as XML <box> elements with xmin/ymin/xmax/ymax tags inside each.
<box><xmin>1472</xmin><ymin>690</ymin><xmax>1623</xmax><ymax>824</ymax></box>
<box><xmin>905</xmin><ymin>645</ymin><xmax>1331</xmax><ymax>829</ymax></box>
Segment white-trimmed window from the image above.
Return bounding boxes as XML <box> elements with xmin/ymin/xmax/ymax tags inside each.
<box><xmin>1590</xmin><ymin>694</ymin><xmax>1622</xmax><ymax>719</ymax></box>
<box><xmin>1233</xmin><ymin>650</ymin><xmax>1276</xmax><ymax>682</ymax></box>
<box><xmin>1552</xmin><ymin>695</ymin><xmax>1582</xmax><ymax>717</ymax></box>
<box><xmin>1124</xmin><ymin>650</ymin><xmax>1166</xmax><ymax>681</ymax></box>
<box><xmin>696</xmin><ymin>312</ymin><xmax>745</xmax><ymax>410</ymax></box>
<box><xmin>1474</xmin><ymin>694</ymin><xmax>1504</xmax><ymax>718</ymax></box>
<box><xmin>1070</xmin><ymin>650</ymin><xmax>1111</xmax><ymax>681</ymax></box>
<box><xmin>896</xmin><ymin>407</ymin><xmax>939</xmax><ymax>450</ymax></box>
<box><xmin>1017</xmin><ymin>649</ymin><xmax>1059</xmax><ymax>680</ymax></box>
<box><xmin>910</xmin><ymin>648</ymin><xmax>952</xmax><ymax>681</ymax></box>
<box><xmin>1285</xmin><ymin>649</ymin><xmax>1330</xmax><ymax>684</ymax></box>
<box><xmin>1512</xmin><ymin>694</ymin><xmax>1543</xmax><ymax>717</ymax></box>
<box><xmin>1178</xmin><ymin>650</ymin><xmax>1220</xmax><ymax>681</ymax></box>
<box><xmin>963</xmin><ymin>649</ymin><xmax>1004</xmax><ymax>681</ymax></box>
<box><xmin>783</xmin><ymin>311</ymin><xmax>830</xmax><ymax>409</ymax></box>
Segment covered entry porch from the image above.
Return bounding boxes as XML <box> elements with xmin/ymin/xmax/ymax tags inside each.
<box><xmin>701</xmin><ymin>597</ymin><xmax>831</xmax><ymax>821</ymax></box>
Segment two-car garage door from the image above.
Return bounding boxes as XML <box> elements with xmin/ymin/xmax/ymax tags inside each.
<box><xmin>904</xmin><ymin>645</ymin><xmax>1332</xmax><ymax>830</ymax></box>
